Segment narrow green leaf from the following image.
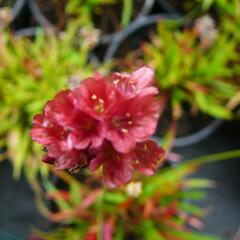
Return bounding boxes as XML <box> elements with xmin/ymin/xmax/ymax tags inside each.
<box><xmin>104</xmin><ymin>192</ymin><xmax>127</xmax><ymax>204</ymax></box>
<box><xmin>121</xmin><ymin>0</ymin><xmax>133</xmax><ymax>28</ymax></box>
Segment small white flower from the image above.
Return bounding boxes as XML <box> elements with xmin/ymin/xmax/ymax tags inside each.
<box><xmin>79</xmin><ymin>27</ymin><xmax>101</xmax><ymax>47</ymax></box>
<box><xmin>126</xmin><ymin>181</ymin><xmax>142</xmax><ymax>198</ymax></box>
<box><xmin>59</xmin><ymin>31</ymin><xmax>66</xmax><ymax>40</ymax></box>
<box><xmin>68</xmin><ymin>75</ymin><xmax>83</xmax><ymax>90</ymax></box>
<box><xmin>195</xmin><ymin>15</ymin><xmax>215</xmax><ymax>34</ymax></box>
<box><xmin>0</xmin><ymin>7</ymin><xmax>12</xmax><ymax>28</ymax></box>
<box><xmin>194</xmin><ymin>15</ymin><xmax>218</xmax><ymax>48</ymax></box>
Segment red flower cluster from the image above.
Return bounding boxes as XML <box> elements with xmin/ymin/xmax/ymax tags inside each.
<box><xmin>31</xmin><ymin>67</ymin><xmax>164</xmax><ymax>188</ymax></box>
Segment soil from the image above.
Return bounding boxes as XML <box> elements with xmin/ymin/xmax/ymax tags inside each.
<box><xmin>34</xmin><ymin>0</ymin><xmax>144</xmax><ymax>33</ymax></box>
<box><xmin>35</xmin><ymin>0</ymin><xmax>66</xmax><ymax>30</ymax></box>
<box><xmin>93</xmin><ymin>0</ymin><xmax>144</xmax><ymax>35</ymax></box>
<box><xmin>156</xmin><ymin>0</ymin><xmax>199</xmax><ymax>14</ymax></box>
<box><xmin>94</xmin><ymin>17</ymin><xmax>155</xmax><ymax>62</ymax></box>
<box><xmin>155</xmin><ymin>105</ymin><xmax>213</xmax><ymax>138</ymax></box>
<box><xmin>0</xmin><ymin>0</ymin><xmax>15</xmax><ymax>7</ymax></box>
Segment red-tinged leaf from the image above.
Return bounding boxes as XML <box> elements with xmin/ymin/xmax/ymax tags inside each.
<box><xmin>85</xmin><ymin>231</ymin><xmax>97</xmax><ymax>240</ymax></box>
<box><xmin>46</xmin><ymin>190</ymin><xmax>71</xmax><ymax>202</ymax></box>
<box><xmin>118</xmin><ymin>198</ymin><xmax>133</xmax><ymax>210</ymax></box>
<box><xmin>81</xmin><ymin>190</ymin><xmax>102</xmax><ymax>208</ymax></box>
<box><xmin>185</xmin><ymin>82</ymin><xmax>209</xmax><ymax>93</ymax></box>
<box><xmin>143</xmin><ymin>199</ymin><xmax>155</xmax><ymax>218</ymax></box>
<box><xmin>104</xmin><ymin>218</ymin><xmax>115</xmax><ymax>240</ymax></box>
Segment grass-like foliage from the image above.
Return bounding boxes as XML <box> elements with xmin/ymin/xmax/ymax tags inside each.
<box><xmin>142</xmin><ymin>20</ymin><xmax>239</xmax><ymax>120</ymax></box>
<box><xmin>31</xmin><ymin>157</ymin><xmax>226</xmax><ymax>240</ymax></box>
<box><xmin>0</xmin><ymin>23</ymin><xmax>109</xmax><ymax>180</ymax></box>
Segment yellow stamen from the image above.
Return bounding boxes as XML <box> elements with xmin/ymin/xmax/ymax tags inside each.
<box><xmin>144</xmin><ymin>144</ymin><xmax>148</xmax><ymax>151</ymax></box>
<box><xmin>113</xmin><ymin>79</ymin><xmax>120</xmax><ymax>84</ymax></box>
<box><xmin>128</xmin><ymin>121</ymin><xmax>133</xmax><ymax>125</ymax></box>
<box><xmin>121</xmin><ymin>128</ymin><xmax>128</xmax><ymax>133</ymax></box>
<box><xmin>98</xmin><ymin>98</ymin><xmax>104</xmax><ymax>104</ymax></box>
<box><xmin>91</xmin><ymin>94</ymin><xmax>97</xmax><ymax>100</ymax></box>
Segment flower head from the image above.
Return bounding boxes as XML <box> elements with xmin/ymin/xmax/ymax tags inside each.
<box><xmin>194</xmin><ymin>15</ymin><xmax>218</xmax><ymax>49</ymax></box>
<box><xmin>31</xmin><ymin>66</ymin><xmax>165</xmax><ymax>188</ymax></box>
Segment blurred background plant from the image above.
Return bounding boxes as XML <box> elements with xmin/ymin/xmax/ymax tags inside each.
<box><xmin>30</xmin><ymin>0</ymin><xmax>138</xmax><ymax>35</ymax></box>
<box><xmin>143</xmin><ymin>20</ymin><xmax>239</xmax><ymax>121</ymax></box>
<box><xmin>30</xmin><ymin>159</ymin><xmax>222</xmax><ymax>240</ymax></box>
<box><xmin>117</xmin><ymin>15</ymin><xmax>240</xmax><ymax>122</ymax></box>
<box><xmin>27</xmin><ymin>147</ymin><xmax>240</xmax><ymax>240</ymax></box>
<box><xmin>0</xmin><ymin>22</ymin><xmax>110</xmax><ymax>183</ymax></box>
<box><xmin>201</xmin><ymin>0</ymin><xmax>240</xmax><ymax>14</ymax></box>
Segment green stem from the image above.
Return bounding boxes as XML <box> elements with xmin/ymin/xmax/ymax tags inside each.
<box><xmin>121</xmin><ymin>0</ymin><xmax>133</xmax><ymax>28</ymax></box>
<box><xmin>97</xmin><ymin>189</ymin><xmax>105</xmax><ymax>240</ymax></box>
<box><xmin>158</xmin><ymin>149</ymin><xmax>240</xmax><ymax>177</ymax></box>
<box><xmin>185</xmin><ymin>149</ymin><xmax>240</xmax><ymax>166</ymax></box>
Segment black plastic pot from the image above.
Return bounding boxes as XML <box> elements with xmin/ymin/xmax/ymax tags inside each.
<box><xmin>157</xmin><ymin>0</ymin><xmax>200</xmax><ymax>16</ymax></box>
<box><xmin>12</xmin><ymin>0</ymin><xmax>26</xmax><ymax>20</ymax></box>
<box><xmin>157</xmin><ymin>0</ymin><xmax>181</xmax><ymax>15</ymax></box>
<box><xmin>176</xmin><ymin>121</ymin><xmax>240</xmax><ymax>239</ymax></box>
<box><xmin>13</xmin><ymin>26</ymin><xmax>38</xmax><ymax>38</ymax></box>
<box><xmin>0</xmin><ymin>0</ymin><xmax>26</xmax><ymax>21</ymax></box>
<box><xmin>27</xmin><ymin>0</ymin><xmax>54</xmax><ymax>30</ymax></box>
<box><xmin>152</xmin><ymin>104</ymin><xmax>223</xmax><ymax>147</ymax></box>
<box><xmin>153</xmin><ymin>119</ymin><xmax>223</xmax><ymax>148</ymax></box>
<box><xmin>11</xmin><ymin>0</ymin><xmax>31</xmax><ymax>30</ymax></box>
<box><xmin>27</xmin><ymin>0</ymin><xmax>156</xmax><ymax>42</ymax></box>
<box><xmin>103</xmin><ymin>13</ymin><xmax>181</xmax><ymax>61</ymax></box>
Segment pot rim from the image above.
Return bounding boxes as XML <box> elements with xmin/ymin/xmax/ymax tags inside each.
<box><xmin>27</xmin><ymin>0</ymin><xmax>156</xmax><ymax>38</ymax></box>
<box><xmin>12</xmin><ymin>0</ymin><xmax>26</xmax><ymax>20</ymax></box>
<box><xmin>103</xmin><ymin>13</ymin><xmax>182</xmax><ymax>61</ymax></box>
<box><xmin>152</xmin><ymin>119</ymin><xmax>223</xmax><ymax>148</ymax></box>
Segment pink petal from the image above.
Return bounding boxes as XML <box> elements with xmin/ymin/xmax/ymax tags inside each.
<box><xmin>137</xmin><ymin>86</ymin><xmax>159</xmax><ymax>96</ymax></box>
<box><xmin>91</xmin><ymin>135</ymin><xmax>104</xmax><ymax>148</ymax></box>
<box><xmin>32</xmin><ymin>114</ymin><xmax>44</xmax><ymax>126</ymax></box>
<box><xmin>111</xmin><ymin>132</ymin><xmax>136</xmax><ymax>153</ymax></box>
<box><xmin>131</xmin><ymin>66</ymin><xmax>154</xmax><ymax>90</ymax></box>
<box><xmin>132</xmin><ymin>140</ymin><xmax>165</xmax><ymax>175</ymax></box>
<box><xmin>55</xmin><ymin>150</ymin><xmax>87</xmax><ymax>170</ymax></box>
<box><xmin>89</xmin><ymin>154</ymin><xmax>103</xmax><ymax>171</ymax></box>
<box><xmin>133</xmin><ymin>96</ymin><xmax>161</xmax><ymax>140</ymax></box>
<box><xmin>74</xmin><ymin>137</ymin><xmax>90</xmax><ymax>150</ymax></box>
<box><xmin>103</xmin><ymin>154</ymin><xmax>132</xmax><ymax>189</ymax></box>
<box><xmin>103</xmin><ymin>220</ymin><xmax>115</xmax><ymax>240</ymax></box>
<box><xmin>42</xmin><ymin>155</ymin><xmax>55</xmax><ymax>164</ymax></box>
<box><xmin>30</xmin><ymin>127</ymin><xmax>60</xmax><ymax>145</ymax></box>
<box><xmin>47</xmin><ymin>144</ymin><xmax>61</xmax><ymax>158</ymax></box>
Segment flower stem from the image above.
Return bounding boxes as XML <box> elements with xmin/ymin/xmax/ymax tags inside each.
<box><xmin>159</xmin><ymin>149</ymin><xmax>240</xmax><ymax>177</ymax></box>
<box><xmin>188</xmin><ymin>149</ymin><xmax>240</xmax><ymax>165</ymax></box>
<box><xmin>97</xmin><ymin>188</ymin><xmax>105</xmax><ymax>240</ymax></box>
<box><xmin>121</xmin><ymin>0</ymin><xmax>133</xmax><ymax>28</ymax></box>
